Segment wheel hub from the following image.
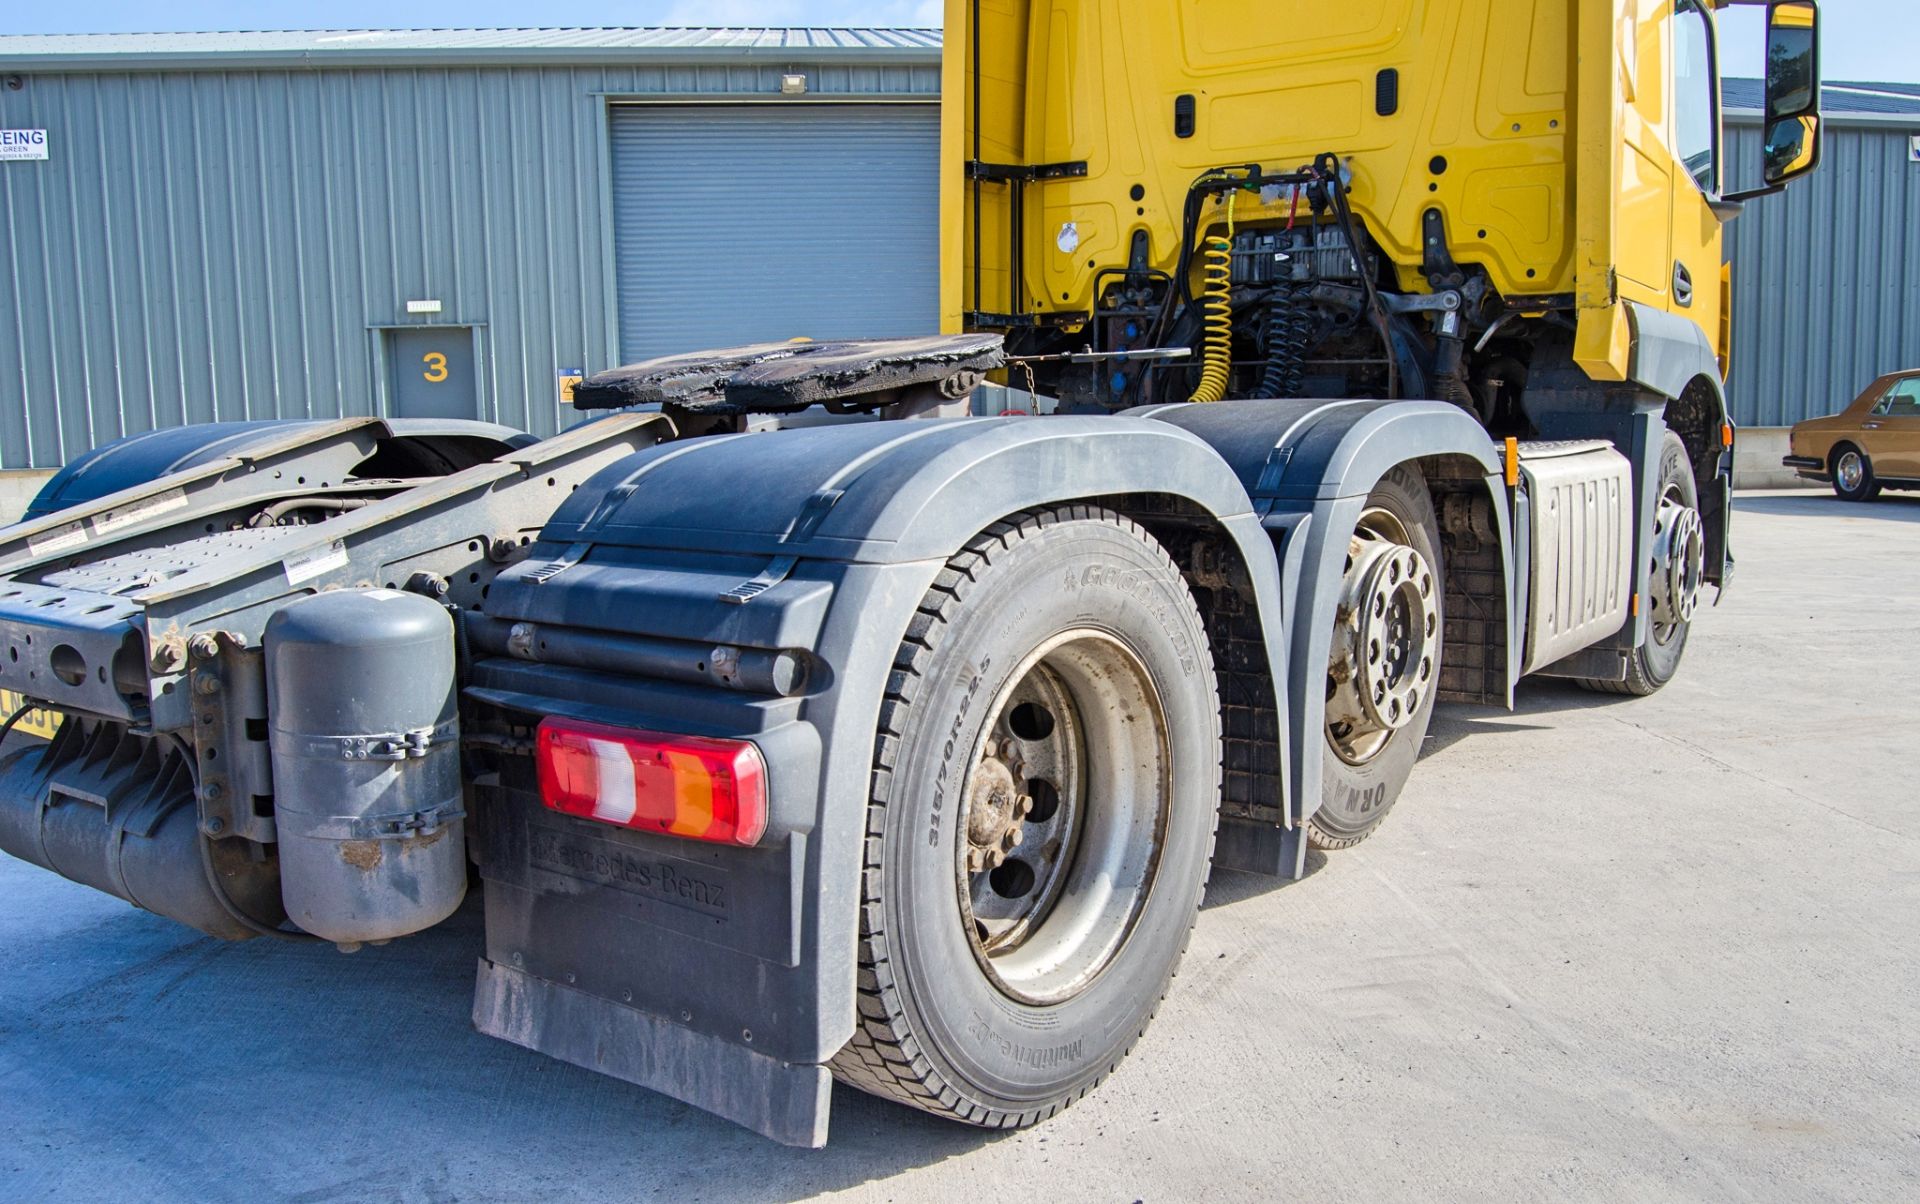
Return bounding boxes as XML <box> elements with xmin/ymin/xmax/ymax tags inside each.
<box><xmin>955</xmin><ymin>630</ymin><xmax>1169</xmax><ymax>1005</ymax></box>
<box><xmin>1326</xmin><ymin>518</ymin><xmax>1437</xmax><ymax>765</ymax></box>
<box><xmin>1836</xmin><ymin>451</ymin><xmax>1863</xmax><ymax>492</ymax></box>
<box><xmin>964</xmin><ymin>753</ymin><xmax>1030</xmax><ymax>873</ymax></box>
<box><xmin>1649</xmin><ymin>490</ymin><xmax>1705</xmax><ymax>631</ymax></box>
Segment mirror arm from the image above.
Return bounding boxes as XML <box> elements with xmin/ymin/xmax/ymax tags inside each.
<box><xmin>1722</xmin><ymin>183</ymin><xmax>1786</xmax><ymax>205</ymax></box>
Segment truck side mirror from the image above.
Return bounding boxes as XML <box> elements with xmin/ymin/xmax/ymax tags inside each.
<box><xmin>1761</xmin><ymin>0</ymin><xmax>1820</xmax><ymax>185</ymax></box>
<box><xmin>1724</xmin><ymin>0</ymin><xmax>1821</xmax><ymax>204</ymax></box>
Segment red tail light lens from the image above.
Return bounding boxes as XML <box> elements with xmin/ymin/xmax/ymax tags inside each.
<box><xmin>535</xmin><ymin>718</ymin><xmax>767</xmax><ymax>847</ymax></box>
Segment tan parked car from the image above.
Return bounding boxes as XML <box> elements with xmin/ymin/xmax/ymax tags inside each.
<box><xmin>1784</xmin><ymin>369</ymin><xmax>1920</xmax><ymax>501</ymax></box>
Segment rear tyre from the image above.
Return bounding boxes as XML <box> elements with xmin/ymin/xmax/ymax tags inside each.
<box><xmin>1577</xmin><ymin>431</ymin><xmax>1703</xmax><ymax>697</ymax></box>
<box><xmin>1831</xmin><ymin>443</ymin><xmax>1881</xmax><ymax>503</ymax></box>
<box><xmin>830</xmin><ymin>507</ymin><xmax>1220</xmax><ymax>1128</ymax></box>
<box><xmin>1309</xmin><ymin>464</ymin><xmax>1444</xmax><ymax>851</ymax></box>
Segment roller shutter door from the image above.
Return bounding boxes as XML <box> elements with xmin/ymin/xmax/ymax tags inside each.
<box><xmin>609</xmin><ymin>104</ymin><xmax>940</xmax><ymax>365</ymax></box>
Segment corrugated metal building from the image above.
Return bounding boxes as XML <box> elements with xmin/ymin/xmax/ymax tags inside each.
<box><xmin>0</xmin><ymin>29</ymin><xmax>1916</xmax><ymax>481</ymax></box>
<box><xmin>1725</xmin><ymin>80</ymin><xmax>1920</xmax><ymax>423</ymax></box>
<box><xmin>0</xmin><ymin>28</ymin><xmax>941</xmax><ymax>471</ymax></box>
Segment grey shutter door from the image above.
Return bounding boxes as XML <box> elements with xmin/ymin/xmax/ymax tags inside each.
<box><xmin>610</xmin><ymin>104</ymin><xmax>941</xmax><ymax>365</ymax></box>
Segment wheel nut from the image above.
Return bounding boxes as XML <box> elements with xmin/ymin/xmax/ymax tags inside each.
<box><xmin>1006</xmin><ymin>827</ymin><xmax>1024</xmax><ymax>848</ymax></box>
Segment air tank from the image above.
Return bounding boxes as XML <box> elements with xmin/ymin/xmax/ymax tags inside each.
<box><xmin>265</xmin><ymin>589</ymin><xmax>466</xmax><ymax>947</ymax></box>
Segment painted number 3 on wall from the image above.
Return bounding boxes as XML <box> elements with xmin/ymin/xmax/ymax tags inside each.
<box><xmin>422</xmin><ymin>352</ymin><xmax>449</xmax><ymax>383</ymax></box>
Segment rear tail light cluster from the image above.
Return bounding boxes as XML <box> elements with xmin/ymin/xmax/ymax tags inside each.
<box><xmin>535</xmin><ymin>717</ymin><xmax>767</xmax><ymax>847</ymax></box>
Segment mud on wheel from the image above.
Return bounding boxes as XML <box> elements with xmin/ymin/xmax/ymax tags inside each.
<box><xmin>1309</xmin><ymin>463</ymin><xmax>1444</xmax><ymax>851</ymax></box>
<box><xmin>829</xmin><ymin>506</ymin><xmax>1220</xmax><ymax>1127</ymax></box>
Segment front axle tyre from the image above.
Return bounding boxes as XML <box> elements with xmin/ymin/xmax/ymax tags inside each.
<box><xmin>829</xmin><ymin>506</ymin><xmax>1220</xmax><ymax>1128</ymax></box>
<box><xmin>1577</xmin><ymin>430</ymin><xmax>1702</xmax><ymax>697</ymax></box>
<box><xmin>1831</xmin><ymin>443</ymin><xmax>1881</xmax><ymax>503</ymax></box>
<box><xmin>1308</xmin><ymin>464</ymin><xmax>1444</xmax><ymax>852</ymax></box>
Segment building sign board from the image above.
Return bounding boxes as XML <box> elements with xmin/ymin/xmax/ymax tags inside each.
<box><xmin>0</xmin><ymin>130</ymin><xmax>48</xmax><ymax>161</ymax></box>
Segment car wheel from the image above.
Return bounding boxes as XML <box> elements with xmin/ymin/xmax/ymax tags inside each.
<box><xmin>1831</xmin><ymin>443</ymin><xmax>1881</xmax><ymax>502</ymax></box>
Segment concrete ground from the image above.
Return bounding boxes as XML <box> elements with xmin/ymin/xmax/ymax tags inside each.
<box><xmin>1</xmin><ymin>489</ymin><xmax>1915</xmax><ymax>1202</ymax></box>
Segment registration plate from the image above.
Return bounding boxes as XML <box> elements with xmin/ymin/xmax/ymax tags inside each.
<box><xmin>0</xmin><ymin>690</ymin><xmax>61</xmax><ymax>742</ymax></box>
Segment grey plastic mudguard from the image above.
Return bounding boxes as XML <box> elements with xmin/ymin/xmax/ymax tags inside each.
<box><xmin>465</xmin><ymin>414</ymin><xmax>1290</xmax><ymax>1145</ymax></box>
<box><xmin>1139</xmin><ymin>399</ymin><xmax>1516</xmax><ymax>858</ymax></box>
<box><xmin>24</xmin><ymin>418</ymin><xmax>534</xmax><ymax>520</ymax></box>
<box><xmin>1625</xmin><ymin>301</ymin><xmax>1721</xmax><ymax>404</ymax></box>
<box><xmin>1625</xmin><ymin>301</ymin><xmax>1735</xmax><ymax>590</ymax></box>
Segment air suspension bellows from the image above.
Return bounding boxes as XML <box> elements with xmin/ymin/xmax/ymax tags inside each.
<box><xmin>265</xmin><ymin>590</ymin><xmax>467</xmax><ymax>947</ymax></box>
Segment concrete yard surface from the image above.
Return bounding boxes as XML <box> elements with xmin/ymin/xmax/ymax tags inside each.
<box><xmin>1</xmin><ymin>489</ymin><xmax>1915</xmax><ymax>1202</ymax></box>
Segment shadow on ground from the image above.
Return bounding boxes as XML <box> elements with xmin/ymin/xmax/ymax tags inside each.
<box><xmin>0</xmin><ymin>883</ymin><xmax>1005</xmax><ymax>1202</ymax></box>
<box><xmin>1734</xmin><ymin>491</ymin><xmax>1920</xmax><ymax>523</ymax></box>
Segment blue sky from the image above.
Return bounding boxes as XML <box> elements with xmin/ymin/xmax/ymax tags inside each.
<box><xmin>0</xmin><ymin>1</ymin><xmax>1913</xmax><ymax>84</ymax></box>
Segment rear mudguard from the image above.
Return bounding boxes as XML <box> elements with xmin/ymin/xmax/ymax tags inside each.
<box><xmin>1140</xmin><ymin>400</ymin><xmax>1515</xmax><ymax>861</ymax></box>
<box><xmin>468</xmin><ymin>415</ymin><xmax>1289</xmax><ymax>1145</ymax></box>
<box><xmin>469</xmin><ymin>405</ymin><xmax>1515</xmax><ymax>1142</ymax></box>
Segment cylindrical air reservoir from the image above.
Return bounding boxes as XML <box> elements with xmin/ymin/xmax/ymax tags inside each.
<box><xmin>265</xmin><ymin>589</ymin><xmax>466</xmax><ymax>945</ymax></box>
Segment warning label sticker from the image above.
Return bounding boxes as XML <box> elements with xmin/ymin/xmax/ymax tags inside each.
<box><xmin>283</xmin><ymin>540</ymin><xmax>350</xmax><ymax>586</ymax></box>
<box><xmin>90</xmin><ymin>487</ymin><xmax>188</xmax><ymax>536</ymax></box>
<box><xmin>26</xmin><ymin>520</ymin><xmax>87</xmax><ymax>557</ymax></box>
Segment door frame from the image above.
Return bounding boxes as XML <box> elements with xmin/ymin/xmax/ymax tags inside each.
<box><xmin>367</xmin><ymin>322</ymin><xmax>489</xmax><ymax>422</ymax></box>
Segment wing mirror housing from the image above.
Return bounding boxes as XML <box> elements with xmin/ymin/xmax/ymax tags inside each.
<box><xmin>1725</xmin><ymin>0</ymin><xmax>1822</xmax><ymax>204</ymax></box>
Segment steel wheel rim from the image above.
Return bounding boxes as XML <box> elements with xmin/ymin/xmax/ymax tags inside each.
<box><xmin>956</xmin><ymin>629</ymin><xmax>1170</xmax><ymax>1006</ymax></box>
<box><xmin>1326</xmin><ymin>507</ymin><xmax>1438</xmax><ymax>766</ymax></box>
<box><xmin>1649</xmin><ymin>482</ymin><xmax>1705</xmax><ymax>646</ymax></box>
<box><xmin>1837</xmin><ymin>451</ymin><xmax>1863</xmax><ymax>492</ymax></box>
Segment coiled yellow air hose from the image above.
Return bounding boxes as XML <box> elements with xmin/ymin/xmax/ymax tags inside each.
<box><xmin>1188</xmin><ymin>190</ymin><xmax>1238</xmax><ymax>403</ymax></box>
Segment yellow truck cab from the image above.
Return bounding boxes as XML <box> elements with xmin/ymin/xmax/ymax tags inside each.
<box><xmin>949</xmin><ymin>0</ymin><xmax>1819</xmax><ymax>396</ymax></box>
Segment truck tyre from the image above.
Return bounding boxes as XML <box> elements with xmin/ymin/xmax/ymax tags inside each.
<box><xmin>830</xmin><ymin>506</ymin><xmax>1220</xmax><ymax>1128</ymax></box>
<box><xmin>1309</xmin><ymin>464</ymin><xmax>1444</xmax><ymax>850</ymax></box>
<box><xmin>1577</xmin><ymin>430</ymin><xmax>1703</xmax><ymax>696</ymax></box>
<box><xmin>1830</xmin><ymin>443</ymin><xmax>1881</xmax><ymax>503</ymax></box>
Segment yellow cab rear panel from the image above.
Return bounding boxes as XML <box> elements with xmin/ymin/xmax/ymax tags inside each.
<box><xmin>941</xmin><ymin>0</ymin><xmax>1729</xmax><ymax>401</ymax></box>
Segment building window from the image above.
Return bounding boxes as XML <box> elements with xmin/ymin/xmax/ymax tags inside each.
<box><xmin>1674</xmin><ymin>3</ymin><xmax>1720</xmax><ymax>196</ymax></box>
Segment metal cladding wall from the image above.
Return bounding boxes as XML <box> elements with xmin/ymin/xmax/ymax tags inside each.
<box><xmin>0</xmin><ymin>55</ymin><xmax>938</xmax><ymax>469</ymax></box>
<box><xmin>1725</xmin><ymin>116</ymin><xmax>1920</xmax><ymax>427</ymax></box>
<box><xmin>610</xmin><ymin>104</ymin><xmax>939</xmax><ymax>363</ymax></box>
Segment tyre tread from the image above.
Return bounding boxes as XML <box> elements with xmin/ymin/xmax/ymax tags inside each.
<box><xmin>826</xmin><ymin>506</ymin><xmax>1220</xmax><ymax>1129</ymax></box>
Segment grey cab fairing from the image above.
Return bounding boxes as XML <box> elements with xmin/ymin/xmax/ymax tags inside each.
<box><xmin>1140</xmin><ymin>400</ymin><xmax>1515</xmax><ymax>873</ymax></box>
<box><xmin>1625</xmin><ymin>300</ymin><xmax>1735</xmax><ymax>591</ymax></box>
